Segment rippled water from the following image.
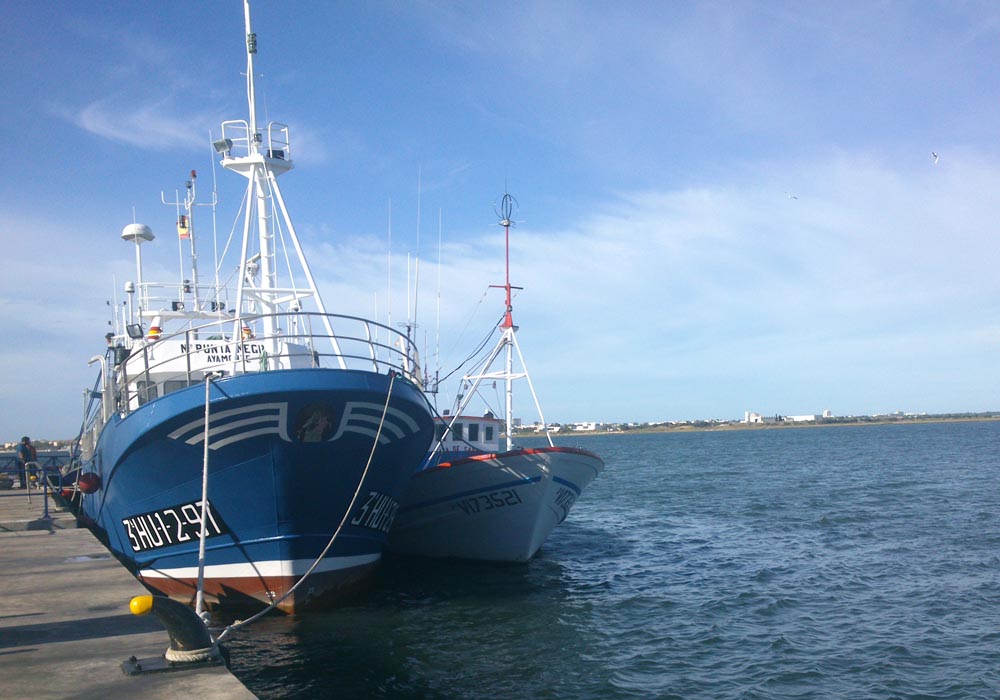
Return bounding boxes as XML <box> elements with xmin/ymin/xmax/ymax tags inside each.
<box><xmin>226</xmin><ymin>421</ymin><xmax>1000</xmax><ymax>699</ymax></box>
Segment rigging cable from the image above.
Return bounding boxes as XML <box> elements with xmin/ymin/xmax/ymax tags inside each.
<box><xmin>435</xmin><ymin>312</ymin><xmax>505</xmax><ymax>387</ymax></box>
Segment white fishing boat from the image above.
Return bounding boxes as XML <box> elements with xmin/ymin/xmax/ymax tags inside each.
<box><xmin>388</xmin><ymin>194</ymin><xmax>604</xmax><ymax>562</ymax></box>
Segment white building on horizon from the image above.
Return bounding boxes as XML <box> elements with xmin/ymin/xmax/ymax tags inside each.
<box><xmin>744</xmin><ymin>412</ymin><xmax>779</xmax><ymax>424</ymax></box>
<box><xmin>744</xmin><ymin>409</ymin><xmax>834</xmax><ymax>424</ymax></box>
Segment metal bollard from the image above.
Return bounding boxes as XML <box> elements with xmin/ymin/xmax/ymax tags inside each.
<box><xmin>23</xmin><ymin>461</ymin><xmax>36</xmax><ymax>505</ymax></box>
<box><xmin>40</xmin><ymin>466</ymin><xmax>51</xmax><ymax>520</ymax></box>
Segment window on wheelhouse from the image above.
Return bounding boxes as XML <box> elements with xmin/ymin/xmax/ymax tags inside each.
<box><xmin>451</xmin><ymin>423</ymin><xmax>463</xmax><ymax>441</ymax></box>
<box><xmin>163</xmin><ymin>380</ymin><xmax>188</xmax><ymax>396</ymax></box>
<box><xmin>136</xmin><ymin>380</ymin><xmax>158</xmax><ymax>407</ymax></box>
<box><xmin>435</xmin><ymin>424</ymin><xmax>448</xmax><ymax>442</ymax></box>
<box><xmin>485</xmin><ymin>425</ymin><xmax>494</xmax><ymax>441</ymax></box>
<box><xmin>468</xmin><ymin>423</ymin><xmax>480</xmax><ymax>442</ymax></box>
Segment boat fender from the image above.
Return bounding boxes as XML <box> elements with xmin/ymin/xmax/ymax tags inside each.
<box><xmin>78</xmin><ymin>472</ymin><xmax>101</xmax><ymax>494</ymax></box>
<box><xmin>129</xmin><ymin>595</ymin><xmax>221</xmax><ymax>664</ymax></box>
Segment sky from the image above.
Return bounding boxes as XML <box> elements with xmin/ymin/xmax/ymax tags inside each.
<box><xmin>3</xmin><ymin>0</ymin><xmax>1000</xmax><ymax>440</ymax></box>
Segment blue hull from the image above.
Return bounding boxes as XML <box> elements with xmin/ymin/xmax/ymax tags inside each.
<box><xmin>78</xmin><ymin>368</ymin><xmax>432</xmax><ymax>612</ymax></box>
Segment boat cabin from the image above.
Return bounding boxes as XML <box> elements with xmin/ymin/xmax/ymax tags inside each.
<box><xmin>115</xmin><ymin>333</ymin><xmax>316</xmax><ymax>411</ymax></box>
<box><xmin>432</xmin><ymin>412</ymin><xmax>503</xmax><ymax>458</ymax></box>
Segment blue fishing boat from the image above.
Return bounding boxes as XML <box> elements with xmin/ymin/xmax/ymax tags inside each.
<box><xmin>72</xmin><ymin>1</ymin><xmax>433</xmax><ymax>613</ymax></box>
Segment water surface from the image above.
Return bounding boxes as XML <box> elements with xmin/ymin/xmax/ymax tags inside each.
<box><xmin>227</xmin><ymin>421</ymin><xmax>1000</xmax><ymax>699</ymax></box>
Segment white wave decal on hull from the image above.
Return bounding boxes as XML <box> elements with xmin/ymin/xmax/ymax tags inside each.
<box><xmin>331</xmin><ymin>401</ymin><xmax>421</xmax><ymax>444</ymax></box>
<box><xmin>168</xmin><ymin>402</ymin><xmax>291</xmax><ymax>449</ymax></box>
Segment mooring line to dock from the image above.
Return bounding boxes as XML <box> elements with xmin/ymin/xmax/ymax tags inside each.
<box><xmin>214</xmin><ymin>372</ymin><xmax>398</xmax><ymax>643</ymax></box>
<box><xmin>195</xmin><ymin>371</ymin><xmax>225</xmax><ymax>622</ymax></box>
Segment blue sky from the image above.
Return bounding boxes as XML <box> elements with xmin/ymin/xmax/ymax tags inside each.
<box><xmin>4</xmin><ymin>1</ymin><xmax>1000</xmax><ymax>440</ymax></box>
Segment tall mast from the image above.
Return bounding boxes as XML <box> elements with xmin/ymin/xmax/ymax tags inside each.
<box><xmin>161</xmin><ymin>170</ymin><xmax>206</xmax><ymax>311</ymax></box>
<box><xmin>215</xmin><ymin>0</ymin><xmax>346</xmax><ymax>364</ymax></box>
<box><xmin>244</xmin><ymin>0</ymin><xmax>259</xmax><ymax>141</ymax></box>
<box><xmin>439</xmin><ymin>191</ymin><xmax>553</xmax><ymax>455</ymax></box>
<box><xmin>492</xmin><ymin>193</ymin><xmax>518</xmax><ymax>450</ymax></box>
<box><xmin>243</xmin><ymin>2</ymin><xmax>277</xmax><ymax>337</ymax></box>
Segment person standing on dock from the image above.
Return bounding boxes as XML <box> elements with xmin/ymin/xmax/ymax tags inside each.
<box><xmin>15</xmin><ymin>436</ymin><xmax>37</xmax><ymax>489</ymax></box>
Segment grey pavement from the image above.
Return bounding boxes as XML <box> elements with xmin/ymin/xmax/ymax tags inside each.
<box><xmin>0</xmin><ymin>488</ymin><xmax>258</xmax><ymax>700</ymax></box>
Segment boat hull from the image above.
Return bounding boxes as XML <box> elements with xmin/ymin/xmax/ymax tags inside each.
<box><xmin>78</xmin><ymin>368</ymin><xmax>433</xmax><ymax>613</ymax></box>
<box><xmin>388</xmin><ymin>446</ymin><xmax>604</xmax><ymax>562</ymax></box>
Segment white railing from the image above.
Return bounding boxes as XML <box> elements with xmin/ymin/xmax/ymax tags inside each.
<box><xmin>104</xmin><ymin>311</ymin><xmax>422</xmax><ymax>416</ymax></box>
<box><xmin>219</xmin><ymin>120</ymin><xmax>291</xmax><ymax>162</ymax></box>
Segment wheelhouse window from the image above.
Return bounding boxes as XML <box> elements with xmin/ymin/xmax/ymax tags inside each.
<box><xmin>468</xmin><ymin>423</ymin><xmax>480</xmax><ymax>442</ymax></box>
<box><xmin>163</xmin><ymin>380</ymin><xmax>188</xmax><ymax>396</ymax></box>
<box><xmin>451</xmin><ymin>422</ymin><xmax>463</xmax><ymax>441</ymax></box>
<box><xmin>136</xmin><ymin>380</ymin><xmax>158</xmax><ymax>407</ymax></box>
<box><xmin>485</xmin><ymin>425</ymin><xmax>494</xmax><ymax>441</ymax></box>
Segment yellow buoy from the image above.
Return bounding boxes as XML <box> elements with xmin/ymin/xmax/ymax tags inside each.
<box><xmin>129</xmin><ymin>595</ymin><xmax>154</xmax><ymax>616</ymax></box>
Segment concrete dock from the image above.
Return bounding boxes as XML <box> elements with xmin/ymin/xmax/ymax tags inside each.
<box><xmin>0</xmin><ymin>487</ymin><xmax>258</xmax><ymax>700</ymax></box>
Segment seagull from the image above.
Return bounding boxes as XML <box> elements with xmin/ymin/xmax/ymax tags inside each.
<box><xmin>784</xmin><ymin>191</ymin><xmax>798</xmax><ymax>200</ymax></box>
<box><xmin>931</xmin><ymin>152</ymin><xmax>939</xmax><ymax>164</ymax></box>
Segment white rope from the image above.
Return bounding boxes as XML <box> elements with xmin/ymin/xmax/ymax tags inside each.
<box><xmin>195</xmin><ymin>373</ymin><xmax>217</xmax><ymax>621</ymax></box>
<box><xmin>215</xmin><ymin>373</ymin><xmax>398</xmax><ymax>643</ymax></box>
<box><xmin>165</xmin><ymin>646</ymin><xmax>219</xmax><ymax>663</ymax></box>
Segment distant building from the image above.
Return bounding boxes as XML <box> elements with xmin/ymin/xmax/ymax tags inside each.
<box><xmin>744</xmin><ymin>410</ymin><xmax>834</xmax><ymax>424</ymax></box>
<box><xmin>571</xmin><ymin>422</ymin><xmax>597</xmax><ymax>431</ymax></box>
<box><xmin>744</xmin><ymin>412</ymin><xmax>780</xmax><ymax>424</ymax></box>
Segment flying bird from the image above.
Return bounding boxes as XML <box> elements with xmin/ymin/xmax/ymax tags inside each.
<box><xmin>784</xmin><ymin>191</ymin><xmax>798</xmax><ymax>200</ymax></box>
<box><xmin>931</xmin><ymin>152</ymin><xmax>939</xmax><ymax>164</ymax></box>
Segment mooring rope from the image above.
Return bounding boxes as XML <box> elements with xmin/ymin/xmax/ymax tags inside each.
<box><xmin>195</xmin><ymin>372</ymin><xmax>219</xmax><ymax>621</ymax></box>
<box><xmin>165</xmin><ymin>646</ymin><xmax>219</xmax><ymax>663</ymax></box>
<box><xmin>214</xmin><ymin>371</ymin><xmax>398</xmax><ymax>644</ymax></box>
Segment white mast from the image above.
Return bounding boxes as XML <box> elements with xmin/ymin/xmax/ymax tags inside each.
<box><xmin>161</xmin><ymin>170</ymin><xmax>210</xmax><ymax>312</ymax></box>
<box><xmin>444</xmin><ymin>192</ymin><xmax>553</xmax><ymax>451</ymax></box>
<box><xmin>434</xmin><ymin>209</ymin><xmax>442</xmax><ymax>394</ymax></box>
<box><xmin>387</xmin><ymin>198</ymin><xmax>392</xmax><ymax>333</ymax></box>
<box><xmin>496</xmin><ymin>193</ymin><xmax>518</xmax><ymax>451</ymax></box>
<box><xmin>215</xmin><ymin>0</ymin><xmax>345</xmax><ymax>364</ymax></box>
<box><xmin>121</xmin><ymin>223</ymin><xmax>154</xmax><ymax>328</ymax></box>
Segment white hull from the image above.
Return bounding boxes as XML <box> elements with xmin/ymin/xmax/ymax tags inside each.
<box><xmin>389</xmin><ymin>447</ymin><xmax>604</xmax><ymax>562</ymax></box>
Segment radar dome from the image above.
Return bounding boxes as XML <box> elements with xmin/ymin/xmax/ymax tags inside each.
<box><xmin>121</xmin><ymin>223</ymin><xmax>155</xmax><ymax>243</ymax></box>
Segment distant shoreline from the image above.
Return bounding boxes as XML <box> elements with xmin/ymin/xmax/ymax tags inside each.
<box><xmin>13</xmin><ymin>415</ymin><xmax>1000</xmax><ymax>448</ymax></box>
<box><xmin>516</xmin><ymin>414</ymin><xmax>1000</xmax><ymax>438</ymax></box>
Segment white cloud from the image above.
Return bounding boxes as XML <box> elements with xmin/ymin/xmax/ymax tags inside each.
<box><xmin>6</xmin><ymin>145</ymin><xmax>999</xmax><ymax>437</ymax></box>
<box><xmin>422</xmin><ymin>150</ymin><xmax>1000</xmax><ymax>420</ymax></box>
<box><xmin>68</xmin><ymin>96</ymin><xmax>212</xmax><ymax>151</ymax></box>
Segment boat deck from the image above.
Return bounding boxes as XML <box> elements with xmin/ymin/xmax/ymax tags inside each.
<box><xmin>0</xmin><ymin>488</ymin><xmax>257</xmax><ymax>700</ymax></box>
